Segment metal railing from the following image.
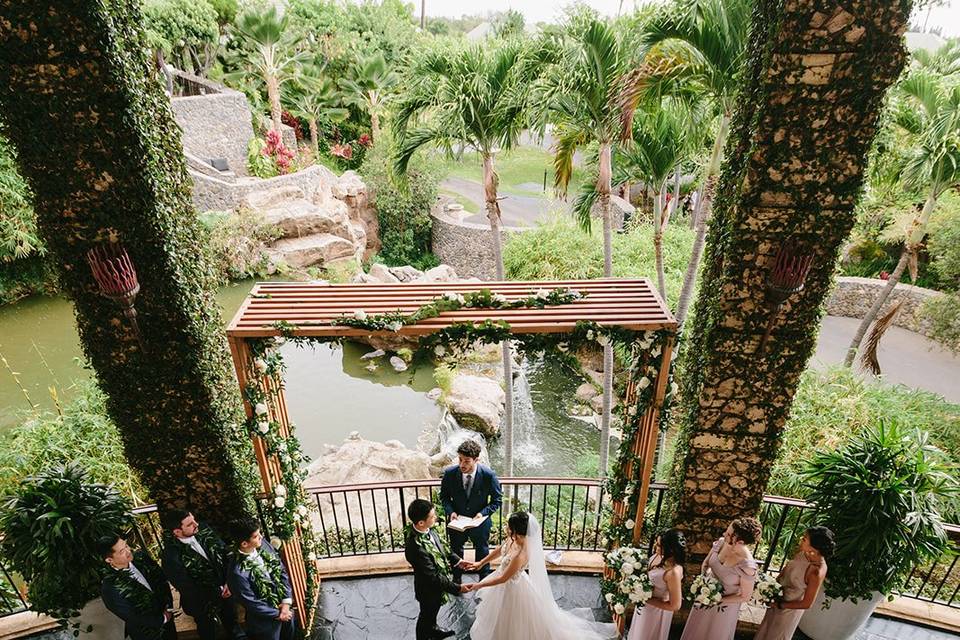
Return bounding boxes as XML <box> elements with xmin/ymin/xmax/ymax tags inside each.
<box><xmin>2</xmin><ymin>481</ymin><xmax>957</xmax><ymax>619</ymax></box>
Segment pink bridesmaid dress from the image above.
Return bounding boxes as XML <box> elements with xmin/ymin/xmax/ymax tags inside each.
<box><xmin>679</xmin><ymin>538</ymin><xmax>757</xmax><ymax>640</ymax></box>
<box><xmin>626</xmin><ymin>565</ymin><xmax>673</xmax><ymax>640</ymax></box>
<box><xmin>755</xmin><ymin>552</ymin><xmax>825</xmax><ymax>640</ymax></box>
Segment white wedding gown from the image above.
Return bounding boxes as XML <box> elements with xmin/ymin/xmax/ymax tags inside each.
<box><xmin>469</xmin><ymin>516</ymin><xmax>616</xmax><ymax>640</ymax></box>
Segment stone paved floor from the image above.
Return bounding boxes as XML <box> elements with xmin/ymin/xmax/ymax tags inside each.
<box><xmin>309</xmin><ymin>575</ymin><xmax>958</xmax><ymax>640</ymax></box>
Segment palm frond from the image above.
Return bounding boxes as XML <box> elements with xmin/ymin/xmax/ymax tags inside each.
<box><xmin>394</xmin><ymin>127</ymin><xmax>442</xmax><ymax>177</ymax></box>
<box><xmin>572</xmin><ymin>172</ymin><xmax>600</xmax><ymax>232</ymax></box>
<box><xmin>859</xmin><ymin>300</ymin><xmax>904</xmax><ymax>375</ymax></box>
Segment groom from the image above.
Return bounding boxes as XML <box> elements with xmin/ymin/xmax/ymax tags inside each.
<box><xmin>439</xmin><ymin>440</ymin><xmax>502</xmax><ymax>582</ymax></box>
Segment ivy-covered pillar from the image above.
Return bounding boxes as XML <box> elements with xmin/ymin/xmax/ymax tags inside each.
<box><xmin>0</xmin><ymin>1</ymin><xmax>258</xmax><ymax>522</ymax></box>
<box><xmin>668</xmin><ymin>0</ymin><xmax>911</xmax><ymax>555</ymax></box>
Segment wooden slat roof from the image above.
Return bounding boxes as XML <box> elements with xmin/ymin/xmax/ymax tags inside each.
<box><xmin>226</xmin><ymin>279</ymin><xmax>676</xmax><ymax>338</ymax></box>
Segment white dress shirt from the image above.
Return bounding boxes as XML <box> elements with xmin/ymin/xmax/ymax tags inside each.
<box><xmin>177</xmin><ymin>535</ymin><xmax>209</xmax><ymax>560</ymax></box>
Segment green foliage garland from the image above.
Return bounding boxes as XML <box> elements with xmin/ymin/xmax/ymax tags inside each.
<box><xmin>103</xmin><ymin>553</ymin><xmax>168</xmax><ymax>640</ymax></box>
<box><xmin>239</xmin><ymin>549</ymin><xmax>287</xmax><ymax>609</ymax></box>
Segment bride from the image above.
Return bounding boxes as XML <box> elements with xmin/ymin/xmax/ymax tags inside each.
<box><xmin>463</xmin><ymin>511</ymin><xmax>616</xmax><ymax>640</ymax></box>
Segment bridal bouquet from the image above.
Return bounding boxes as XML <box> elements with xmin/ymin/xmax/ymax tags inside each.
<box><xmin>689</xmin><ymin>573</ymin><xmax>724</xmax><ymax>609</ymax></box>
<box><xmin>752</xmin><ymin>571</ymin><xmax>783</xmax><ymax>606</ymax></box>
<box><xmin>602</xmin><ymin>546</ymin><xmax>653</xmax><ymax>614</ymax></box>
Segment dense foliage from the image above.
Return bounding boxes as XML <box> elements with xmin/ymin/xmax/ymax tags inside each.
<box><xmin>0</xmin><ymin>135</ymin><xmax>40</xmax><ymax>262</ymax></box>
<box><xmin>803</xmin><ymin>420</ymin><xmax>957</xmax><ymax>601</ymax></box>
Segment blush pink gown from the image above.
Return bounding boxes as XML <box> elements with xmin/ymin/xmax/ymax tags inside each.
<box><xmin>755</xmin><ymin>553</ymin><xmax>825</xmax><ymax>640</ymax></box>
<box><xmin>679</xmin><ymin>538</ymin><xmax>757</xmax><ymax>640</ymax></box>
<box><xmin>626</xmin><ymin>565</ymin><xmax>673</xmax><ymax>640</ymax></box>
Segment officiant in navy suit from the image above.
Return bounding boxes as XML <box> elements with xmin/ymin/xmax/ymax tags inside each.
<box><xmin>439</xmin><ymin>440</ymin><xmax>502</xmax><ymax>581</ymax></box>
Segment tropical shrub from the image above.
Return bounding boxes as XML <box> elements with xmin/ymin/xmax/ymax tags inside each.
<box><xmin>247</xmin><ymin>130</ymin><xmax>298</xmax><ymax>177</ymax></box>
<box><xmin>802</xmin><ymin>420</ymin><xmax>957</xmax><ymax>601</ymax></box>
<box><xmin>359</xmin><ymin>138</ymin><xmax>441</xmax><ymax>269</ymax></box>
<box><xmin>142</xmin><ymin>0</ymin><xmax>220</xmax><ymax>76</ymax></box>
<box><xmin>198</xmin><ymin>208</ymin><xmax>282</xmax><ymax>283</ymax></box>
<box><xmin>0</xmin><ymin>464</ymin><xmax>134</xmax><ymax>620</ymax></box>
<box><xmin>0</xmin><ymin>135</ymin><xmax>40</xmax><ymax>262</ymax></box>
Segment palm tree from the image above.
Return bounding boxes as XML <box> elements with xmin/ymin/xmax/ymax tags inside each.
<box><xmin>286</xmin><ymin>65</ymin><xmax>349</xmax><ymax>158</ymax></box>
<box><xmin>394</xmin><ymin>41</ymin><xmax>540</xmax><ymax>475</ymax></box>
<box><xmin>228</xmin><ymin>7</ymin><xmax>307</xmax><ymax>132</ymax></box>
<box><xmin>844</xmin><ymin>70</ymin><xmax>960</xmax><ymax>366</ymax></box>
<box><xmin>340</xmin><ymin>52</ymin><xmax>399</xmax><ymax>143</ymax></box>
<box><xmin>636</xmin><ymin>0</ymin><xmax>752</xmax><ymax>326</ymax></box>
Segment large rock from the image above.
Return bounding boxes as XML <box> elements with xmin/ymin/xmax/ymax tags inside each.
<box><xmin>368</xmin><ymin>263</ymin><xmax>400</xmax><ymax>283</ymax></box>
<box><xmin>389</xmin><ymin>265</ymin><xmax>423</xmax><ymax>282</ymax></box>
<box><xmin>417</xmin><ymin>264</ymin><xmax>459</xmax><ymax>283</ymax></box>
<box><xmin>444</xmin><ymin>374</ymin><xmax>504</xmax><ymax>437</ymax></box>
<box><xmin>267</xmin><ymin>234</ymin><xmax>357</xmax><ymax>269</ymax></box>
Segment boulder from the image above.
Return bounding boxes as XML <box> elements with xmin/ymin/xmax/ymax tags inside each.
<box><xmin>389</xmin><ymin>266</ymin><xmax>424</xmax><ymax>282</ymax></box>
<box><xmin>576</xmin><ymin>382</ymin><xmax>599</xmax><ymax>403</ymax></box>
<box><xmin>416</xmin><ymin>264</ymin><xmax>459</xmax><ymax>283</ymax></box>
<box><xmin>389</xmin><ymin>356</ymin><xmax>408</xmax><ymax>372</ymax></box>
<box><xmin>305</xmin><ymin>434</ymin><xmax>435</xmax><ymax>530</ymax></box>
<box><xmin>361</xmin><ymin>349</ymin><xmax>386</xmax><ymax>360</ymax></box>
<box><xmin>444</xmin><ymin>374</ymin><xmax>504</xmax><ymax>437</ymax></box>
<box><xmin>267</xmin><ymin>234</ymin><xmax>357</xmax><ymax>269</ymax></box>
<box><xmin>369</xmin><ymin>263</ymin><xmax>401</xmax><ymax>283</ymax></box>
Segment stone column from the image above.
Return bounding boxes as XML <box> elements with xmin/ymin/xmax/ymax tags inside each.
<box><xmin>0</xmin><ymin>1</ymin><xmax>258</xmax><ymax>522</ymax></box>
<box><xmin>667</xmin><ymin>0</ymin><xmax>911</xmax><ymax>555</ymax></box>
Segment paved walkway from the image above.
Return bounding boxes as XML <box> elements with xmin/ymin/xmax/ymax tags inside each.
<box><xmin>441</xmin><ymin>177</ymin><xmax>568</xmax><ymax>228</ymax></box>
<box><xmin>814</xmin><ymin>315</ymin><xmax>960</xmax><ymax>403</ymax></box>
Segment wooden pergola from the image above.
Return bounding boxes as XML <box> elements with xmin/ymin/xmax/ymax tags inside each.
<box><xmin>226</xmin><ymin>278</ymin><xmax>677</xmax><ymax>624</ymax></box>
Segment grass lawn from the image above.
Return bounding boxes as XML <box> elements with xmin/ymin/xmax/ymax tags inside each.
<box><xmin>437</xmin><ymin>146</ymin><xmax>587</xmax><ymax>197</ymax></box>
<box><xmin>438</xmin><ymin>189</ymin><xmax>480</xmax><ymax>213</ymax></box>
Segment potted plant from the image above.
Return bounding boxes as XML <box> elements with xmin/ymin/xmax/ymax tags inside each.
<box><xmin>0</xmin><ymin>463</ymin><xmax>133</xmax><ymax>637</ymax></box>
<box><xmin>798</xmin><ymin>421</ymin><xmax>957</xmax><ymax>640</ymax></box>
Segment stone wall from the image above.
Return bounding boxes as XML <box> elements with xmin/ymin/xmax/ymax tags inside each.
<box><xmin>171</xmin><ymin>89</ymin><xmax>253</xmax><ymax>177</ymax></box>
<box><xmin>430</xmin><ymin>197</ymin><xmax>530</xmax><ymax>279</ymax></box>
<box><xmin>826</xmin><ymin>276</ymin><xmax>942</xmax><ymax>337</ymax></box>
<box><xmin>191</xmin><ymin>164</ymin><xmax>332</xmax><ymax>213</ymax></box>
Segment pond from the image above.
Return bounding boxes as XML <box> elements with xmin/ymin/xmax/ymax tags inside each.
<box><xmin>0</xmin><ymin>281</ymin><xmax>606</xmax><ymax>477</ymax></box>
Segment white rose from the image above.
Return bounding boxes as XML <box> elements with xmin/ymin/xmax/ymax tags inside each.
<box><xmin>257</xmin><ymin>421</ymin><xmax>270</xmax><ymax>434</ymax></box>
<box><xmin>308</xmin><ymin>552</ymin><xmax>317</xmax><ymax>562</ymax></box>
<box><xmin>253</xmin><ymin>359</ymin><xmax>268</xmax><ymax>374</ymax></box>
<box><xmin>434</xmin><ymin>345</ymin><xmax>446</xmax><ymax>357</ymax></box>
<box><xmin>254</xmin><ymin>402</ymin><xmax>268</xmax><ymax>415</ymax></box>
<box><xmin>625</xmin><ymin>519</ymin><xmax>635</xmax><ymax>530</ymax></box>
<box><xmin>627</xmin><ymin>405</ymin><xmax>638</xmax><ymax>417</ymax></box>
<box><xmin>297</xmin><ymin>505</ymin><xmax>308</xmax><ymax>516</ymax></box>
<box><xmin>604</xmin><ymin>593</ymin><xmax>614</xmax><ymax>603</ymax></box>
<box><xmin>388</xmin><ymin>321</ymin><xmax>403</xmax><ymax>332</ymax></box>
<box><xmin>638</xmin><ymin>377</ymin><xmax>651</xmax><ymax>390</ymax></box>
<box><xmin>614</xmin><ymin>603</ymin><xmax>625</xmax><ymax>615</ymax></box>
<box><xmin>274</xmin><ymin>496</ymin><xmax>286</xmax><ymax>508</ymax></box>
<box><xmin>274</xmin><ymin>484</ymin><xmax>287</xmax><ymax>497</ymax></box>
<box><xmin>354</xmin><ymin>309</ymin><xmax>367</xmax><ymax>320</ymax></box>
<box><xmin>534</xmin><ymin>288</ymin><xmax>550</xmax><ymax>300</ymax></box>
<box><xmin>493</xmin><ymin>293</ymin><xmax>507</xmax><ymax>304</ymax></box>
<box><xmin>633</xmin><ymin>561</ymin><xmax>644</xmax><ymax>571</ymax></box>
<box><xmin>670</xmin><ymin>381</ymin><xmax>679</xmax><ymax>396</ymax></box>
<box><xmin>270</xmin><ymin>536</ymin><xmax>283</xmax><ymax>549</ymax></box>
<box><xmin>586</xmin><ymin>330</ymin><xmax>595</xmax><ymax>340</ymax></box>
<box><xmin>629</xmin><ymin>592</ymin><xmax>641</xmax><ymax>602</ymax></box>
<box><xmin>621</xmin><ymin>563</ymin><xmax>634</xmax><ymax>575</ymax></box>
<box><xmin>620</xmin><ymin>582</ymin><xmax>631</xmax><ymax>593</ymax></box>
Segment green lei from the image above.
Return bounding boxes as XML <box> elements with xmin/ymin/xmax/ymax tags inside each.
<box><xmin>240</xmin><ymin>549</ymin><xmax>287</xmax><ymax>609</ymax></box>
<box><xmin>166</xmin><ymin>528</ymin><xmax>225</xmax><ymax>591</ymax></box>
<box><xmin>106</xmin><ymin>555</ymin><xmax>165</xmax><ymax>639</ymax></box>
<box><xmin>407</xmin><ymin>524</ymin><xmax>454</xmax><ymax>603</ymax></box>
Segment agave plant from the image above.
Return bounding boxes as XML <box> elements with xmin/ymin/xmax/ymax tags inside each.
<box><xmin>0</xmin><ymin>463</ymin><xmax>133</xmax><ymax>620</ymax></box>
<box><xmin>801</xmin><ymin>420</ymin><xmax>957</xmax><ymax>602</ymax></box>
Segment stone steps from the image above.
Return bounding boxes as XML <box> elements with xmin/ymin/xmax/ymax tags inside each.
<box><xmin>268</xmin><ymin>233</ymin><xmax>357</xmax><ymax>269</ymax></box>
<box><xmin>262</xmin><ymin>198</ymin><xmax>352</xmax><ymax>240</ymax></box>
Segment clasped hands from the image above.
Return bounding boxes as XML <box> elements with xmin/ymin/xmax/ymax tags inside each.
<box><xmin>276</xmin><ymin>603</ymin><xmax>294</xmax><ymax>622</ymax></box>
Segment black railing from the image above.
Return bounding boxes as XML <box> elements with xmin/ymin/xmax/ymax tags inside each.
<box><xmin>2</xmin><ymin>482</ymin><xmax>958</xmax><ymax>619</ymax></box>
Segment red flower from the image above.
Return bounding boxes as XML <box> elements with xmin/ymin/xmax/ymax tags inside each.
<box><xmin>358</xmin><ymin>133</ymin><xmax>372</xmax><ymax>148</ymax></box>
<box><xmin>879</xmin><ymin>271</ymin><xmax>889</xmax><ymax>280</ymax></box>
<box><xmin>331</xmin><ymin>142</ymin><xmax>353</xmax><ymax>159</ymax></box>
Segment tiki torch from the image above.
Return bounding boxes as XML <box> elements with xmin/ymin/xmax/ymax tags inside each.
<box><xmin>758</xmin><ymin>243</ymin><xmax>814</xmax><ymax>355</ymax></box>
<box><xmin>86</xmin><ymin>243</ymin><xmax>144</xmax><ymax>349</ymax></box>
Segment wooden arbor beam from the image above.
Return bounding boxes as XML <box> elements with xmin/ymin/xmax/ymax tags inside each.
<box><xmin>226</xmin><ymin>278</ymin><xmax>677</xmax><ymax>625</ymax></box>
<box><xmin>668</xmin><ymin>0</ymin><xmax>911</xmax><ymax>555</ymax></box>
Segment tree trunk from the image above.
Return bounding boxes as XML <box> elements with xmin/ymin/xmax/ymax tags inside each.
<box><xmin>667</xmin><ymin>0</ymin><xmax>909</xmax><ymax>559</ymax></box>
<box><xmin>674</xmin><ymin>113</ymin><xmax>730</xmax><ymax>327</ymax></box>
<box><xmin>654</xmin><ymin>185</ymin><xmax>667</xmax><ymax>300</ymax></box>
<box><xmin>597</xmin><ymin>142</ymin><xmax>614</xmax><ymax>478</ymax></box>
<box><xmin>0</xmin><ymin>1</ymin><xmax>258</xmax><ymax>524</ymax></box>
<box><xmin>844</xmin><ymin>191</ymin><xmax>937</xmax><ymax>366</ymax></box>
<box><xmin>483</xmin><ymin>152</ymin><xmax>515</xmax><ymax>475</ymax></box>
<box><xmin>266</xmin><ymin>73</ymin><xmax>283</xmax><ymax>133</ymax></box>
<box><xmin>370</xmin><ymin>109</ymin><xmax>381</xmax><ymax>143</ymax></box>
<box><xmin>308</xmin><ymin>118</ymin><xmax>319</xmax><ymax>159</ymax></box>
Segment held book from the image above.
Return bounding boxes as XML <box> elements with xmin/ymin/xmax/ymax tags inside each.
<box><xmin>447</xmin><ymin>514</ymin><xmax>489</xmax><ymax>532</ymax></box>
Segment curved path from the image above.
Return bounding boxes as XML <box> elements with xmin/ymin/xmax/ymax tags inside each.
<box><xmin>442</xmin><ymin>177</ymin><xmax>568</xmax><ymax>228</ymax></box>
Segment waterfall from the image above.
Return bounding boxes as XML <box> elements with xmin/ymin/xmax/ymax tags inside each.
<box><xmin>511</xmin><ymin>361</ymin><xmax>545</xmax><ymax>470</ymax></box>
<box><xmin>419</xmin><ymin>409</ymin><xmax>485</xmax><ymax>461</ymax></box>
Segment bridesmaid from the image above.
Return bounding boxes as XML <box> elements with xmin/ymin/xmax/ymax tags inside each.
<box><xmin>755</xmin><ymin>526</ymin><xmax>834</xmax><ymax>640</ymax></box>
<box><xmin>679</xmin><ymin>517</ymin><xmax>760</xmax><ymax>640</ymax></box>
<box><xmin>626</xmin><ymin>529</ymin><xmax>685</xmax><ymax>640</ymax></box>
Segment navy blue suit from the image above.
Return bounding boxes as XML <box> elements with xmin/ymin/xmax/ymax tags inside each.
<box><xmin>101</xmin><ymin>552</ymin><xmax>177</xmax><ymax>640</ymax></box>
<box><xmin>226</xmin><ymin>541</ymin><xmax>296</xmax><ymax>640</ymax></box>
<box><xmin>439</xmin><ymin>463</ymin><xmax>502</xmax><ymax>580</ymax></box>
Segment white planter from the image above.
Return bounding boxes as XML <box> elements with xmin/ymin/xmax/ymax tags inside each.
<box><xmin>798</xmin><ymin>587</ymin><xmax>885</xmax><ymax>640</ymax></box>
<box><xmin>71</xmin><ymin>597</ymin><xmax>125</xmax><ymax>640</ymax></box>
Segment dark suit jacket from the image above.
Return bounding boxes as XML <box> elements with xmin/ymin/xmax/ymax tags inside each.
<box><xmin>101</xmin><ymin>552</ymin><xmax>174</xmax><ymax>640</ymax></box>
<box><xmin>403</xmin><ymin>528</ymin><xmax>461</xmax><ymax>603</ymax></box>
<box><xmin>439</xmin><ymin>464</ymin><xmax>502</xmax><ymax>521</ymax></box>
<box><xmin>161</xmin><ymin>528</ymin><xmax>228</xmax><ymax>618</ymax></box>
<box><xmin>226</xmin><ymin>540</ymin><xmax>293</xmax><ymax>637</ymax></box>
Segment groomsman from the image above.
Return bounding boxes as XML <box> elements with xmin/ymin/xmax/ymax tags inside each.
<box><xmin>226</xmin><ymin>517</ymin><xmax>296</xmax><ymax>640</ymax></box>
<box><xmin>439</xmin><ymin>440</ymin><xmax>502</xmax><ymax>582</ymax></box>
<box><xmin>99</xmin><ymin>535</ymin><xmax>177</xmax><ymax>640</ymax></box>
<box><xmin>161</xmin><ymin>509</ymin><xmax>245</xmax><ymax>639</ymax></box>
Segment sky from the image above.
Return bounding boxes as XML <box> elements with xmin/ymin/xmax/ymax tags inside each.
<box><xmin>420</xmin><ymin>0</ymin><xmax>960</xmax><ymax>38</ymax></box>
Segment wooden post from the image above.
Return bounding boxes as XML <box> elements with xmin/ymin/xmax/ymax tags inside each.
<box><xmin>228</xmin><ymin>336</ymin><xmax>313</xmax><ymax>628</ymax></box>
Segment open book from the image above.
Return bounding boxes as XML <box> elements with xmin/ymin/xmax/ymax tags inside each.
<box><xmin>447</xmin><ymin>514</ymin><xmax>489</xmax><ymax>532</ymax></box>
